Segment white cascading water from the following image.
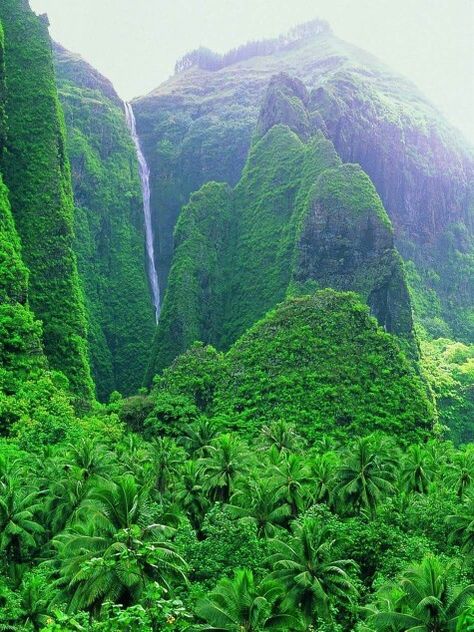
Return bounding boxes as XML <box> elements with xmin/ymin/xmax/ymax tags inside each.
<box><xmin>124</xmin><ymin>102</ymin><xmax>161</xmax><ymax>322</ymax></box>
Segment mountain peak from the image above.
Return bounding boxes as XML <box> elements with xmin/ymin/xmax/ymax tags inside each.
<box><xmin>174</xmin><ymin>19</ymin><xmax>332</xmax><ymax>74</ymax></box>
<box><xmin>53</xmin><ymin>41</ymin><xmax>121</xmax><ymax>105</ymax></box>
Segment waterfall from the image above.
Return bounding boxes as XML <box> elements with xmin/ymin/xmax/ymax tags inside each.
<box><xmin>124</xmin><ymin>102</ymin><xmax>161</xmax><ymax>322</ymax></box>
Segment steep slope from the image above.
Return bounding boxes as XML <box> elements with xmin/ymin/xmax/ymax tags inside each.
<box><xmin>0</xmin><ymin>37</ymin><xmax>45</xmax><ymax>410</ymax></box>
<box><xmin>147</xmin><ymin>76</ymin><xmax>416</xmax><ymax>378</ymax></box>
<box><xmin>0</xmin><ymin>0</ymin><xmax>94</xmax><ymax>404</ymax></box>
<box><xmin>0</xmin><ymin>19</ymin><xmax>76</xmax><ymax>441</ymax></box>
<box><xmin>53</xmin><ymin>43</ymin><xmax>155</xmax><ymax>399</ymax></box>
<box><xmin>134</xmin><ymin>20</ymin><xmax>473</xmax><ymax>342</ymax></box>
<box><xmin>151</xmin><ymin>291</ymin><xmax>434</xmax><ymax>443</ymax></box>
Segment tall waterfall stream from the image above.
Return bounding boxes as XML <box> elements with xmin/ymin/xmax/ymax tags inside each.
<box><xmin>124</xmin><ymin>102</ymin><xmax>161</xmax><ymax>322</ymax></box>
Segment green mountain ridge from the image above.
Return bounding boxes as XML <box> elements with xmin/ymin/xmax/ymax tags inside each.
<box><xmin>147</xmin><ymin>75</ymin><xmax>417</xmax><ymax>378</ymax></box>
<box><xmin>134</xmin><ymin>21</ymin><xmax>473</xmax><ymax>342</ymax></box>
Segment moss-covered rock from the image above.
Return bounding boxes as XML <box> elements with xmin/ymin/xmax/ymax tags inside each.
<box><xmin>0</xmin><ymin>25</ymin><xmax>65</xmax><ymax>434</ymax></box>
<box><xmin>255</xmin><ymin>73</ymin><xmax>313</xmax><ymax>141</ymax></box>
<box><xmin>0</xmin><ymin>0</ymin><xmax>94</xmax><ymax>404</ymax></box>
<box><xmin>53</xmin><ymin>43</ymin><xmax>155</xmax><ymax>399</ymax></box>
<box><xmin>295</xmin><ymin>163</ymin><xmax>416</xmax><ymax>355</ymax></box>
<box><xmin>148</xmin><ymin>181</ymin><xmax>233</xmax><ymax>374</ymax></box>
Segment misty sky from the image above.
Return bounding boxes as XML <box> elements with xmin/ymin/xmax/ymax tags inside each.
<box><xmin>29</xmin><ymin>0</ymin><xmax>474</xmax><ymax>143</ymax></box>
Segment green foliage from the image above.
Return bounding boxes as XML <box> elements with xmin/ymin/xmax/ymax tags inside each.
<box><xmin>54</xmin><ymin>46</ymin><xmax>155</xmax><ymax>399</ymax></box>
<box><xmin>147</xmin><ymin>291</ymin><xmax>433</xmax><ymax>443</ymax></box>
<box><xmin>53</xmin><ymin>474</ymin><xmax>187</xmax><ymax>611</ymax></box>
<box><xmin>195</xmin><ymin>568</ymin><xmax>301</xmax><ymax>630</ymax></box>
<box><xmin>0</xmin><ymin>406</ymin><xmax>472</xmax><ymax>631</ymax></box>
<box><xmin>147</xmin><ymin>343</ymin><xmax>225</xmax><ymax>435</ymax></box>
<box><xmin>180</xmin><ymin>503</ymin><xmax>267</xmax><ymax>588</ymax></box>
<box><xmin>421</xmin><ymin>337</ymin><xmax>474</xmax><ymax>444</ymax></box>
<box><xmin>336</xmin><ymin>436</ymin><xmax>396</xmax><ymax>516</ymax></box>
<box><xmin>0</xmin><ymin>0</ymin><xmax>94</xmax><ymax>404</ymax></box>
<box><xmin>177</xmin><ymin>291</ymin><xmax>432</xmax><ymax>442</ymax></box>
<box><xmin>365</xmin><ymin>556</ymin><xmax>474</xmax><ymax>631</ymax></box>
<box><xmin>268</xmin><ymin>518</ymin><xmax>359</xmax><ymax>625</ymax></box>
<box><xmin>149</xmin><ymin>122</ymin><xmax>417</xmax><ymax>377</ymax></box>
<box><xmin>0</xmin><ymin>152</ymin><xmax>78</xmax><ymax>443</ymax></box>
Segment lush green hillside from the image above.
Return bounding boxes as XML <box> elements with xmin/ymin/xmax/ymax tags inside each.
<box><xmin>134</xmin><ymin>21</ymin><xmax>473</xmax><ymax>343</ymax></box>
<box><xmin>149</xmin><ymin>290</ymin><xmax>433</xmax><ymax>443</ymax></box>
<box><xmin>0</xmin><ymin>0</ymin><xmax>93</xmax><ymax>404</ymax></box>
<box><xmin>53</xmin><ymin>43</ymin><xmax>155</xmax><ymax>399</ymax></box>
<box><xmin>147</xmin><ymin>77</ymin><xmax>417</xmax><ymax>377</ymax></box>
<box><xmin>0</xmin><ymin>8</ymin><xmax>472</xmax><ymax>632</ymax></box>
<box><xmin>0</xmin><ymin>176</ymin><xmax>46</xmax><ymax>427</ymax></box>
<box><xmin>2</xmin><ymin>294</ymin><xmax>470</xmax><ymax>632</ymax></box>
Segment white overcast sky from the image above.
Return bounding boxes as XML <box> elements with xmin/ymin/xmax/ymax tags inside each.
<box><xmin>29</xmin><ymin>0</ymin><xmax>474</xmax><ymax>143</ymax></box>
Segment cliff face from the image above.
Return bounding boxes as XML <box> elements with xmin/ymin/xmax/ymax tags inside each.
<box><xmin>147</xmin><ymin>76</ymin><xmax>417</xmax><ymax>379</ymax></box>
<box><xmin>0</xmin><ymin>0</ymin><xmax>94</xmax><ymax>404</ymax></box>
<box><xmin>295</xmin><ymin>164</ymin><xmax>415</xmax><ymax>351</ymax></box>
<box><xmin>134</xmin><ymin>25</ymin><xmax>473</xmax><ymax>342</ymax></box>
<box><xmin>53</xmin><ymin>44</ymin><xmax>156</xmax><ymax>399</ymax></box>
<box><xmin>0</xmin><ymin>17</ymin><xmax>71</xmax><ymax>436</ymax></box>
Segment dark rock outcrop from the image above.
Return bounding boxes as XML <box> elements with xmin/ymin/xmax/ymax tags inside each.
<box><xmin>295</xmin><ymin>163</ymin><xmax>416</xmax><ymax>353</ymax></box>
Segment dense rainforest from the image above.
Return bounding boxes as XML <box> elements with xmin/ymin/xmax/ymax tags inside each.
<box><xmin>0</xmin><ymin>2</ymin><xmax>473</xmax><ymax>631</ymax></box>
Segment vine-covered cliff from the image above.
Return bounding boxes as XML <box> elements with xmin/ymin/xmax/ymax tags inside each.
<box><xmin>134</xmin><ymin>22</ymin><xmax>473</xmax><ymax>342</ymax></box>
<box><xmin>0</xmin><ymin>16</ymin><xmax>77</xmax><ymax>440</ymax></box>
<box><xmin>147</xmin><ymin>76</ymin><xmax>417</xmax><ymax>378</ymax></box>
<box><xmin>0</xmin><ymin>0</ymin><xmax>94</xmax><ymax>404</ymax></box>
<box><xmin>53</xmin><ymin>43</ymin><xmax>155</xmax><ymax>399</ymax></box>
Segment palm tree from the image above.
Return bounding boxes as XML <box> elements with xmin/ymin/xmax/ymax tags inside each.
<box><xmin>17</xmin><ymin>571</ymin><xmax>56</xmax><ymax>630</ymax></box>
<box><xmin>46</xmin><ymin>468</ymin><xmax>90</xmax><ymax>535</ymax></box>
<box><xmin>456</xmin><ymin>599</ymin><xmax>474</xmax><ymax>631</ymax></box>
<box><xmin>268</xmin><ymin>518</ymin><xmax>358</xmax><ymax>625</ymax></box>
<box><xmin>400</xmin><ymin>445</ymin><xmax>434</xmax><ymax>494</ymax></box>
<box><xmin>310</xmin><ymin>452</ymin><xmax>339</xmax><ymax>506</ymax></box>
<box><xmin>200</xmin><ymin>434</ymin><xmax>250</xmax><ymax>503</ymax></box>
<box><xmin>67</xmin><ymin>438</ymin><xmax>116</xmax><ymax>482</ymax></box>
<box><xmin>336</xmin><ymin>437</ymin><xmax>395</xmax><ymax>516</ymax></box>
<box><xmin>53</xmin><ymin>475</ymin><xmax>187</xmax><ymax>612</ymax></box>
<box><xmin>229</xmin><ymin>478</ymin><xmax>290</xmax><ymax>538</ymax></box>
<box><xmin>446</xmin><ymin>491</ymin><xmax>474</xmax><ymax>555</ymax></box>
<box><xmin>445</xmin><ymin>449</ymin><xmax>474</xmax><ymax>499</ymax></box>
<box><xmin>271</xmin><ymin>452</ymin><xmax>311</xmax><ymax>518</ymax></box>
<box><xmin>195</xmin><ymin>568</ymin><xmax>301</xmax><ymax>631</ymax></box>
<box><xmin>175</xmin><ymin>460</ymin><xmax>209</xmax><ymax>532</ymax></box>
<box><xmin>366</xmin><ymin>556</ymin><xmax>474</xmax><ymax>631</ymax></box>
<box><xmin>116</xmin><ymin>434</ymin><xmax>152</xmax><ymax>484</ymax></box>
<box><xmin>0</xmin><ymin>473</ymin><xmax>44</xmax><ymax>581</ymax></box>
<box><xmin>148</xmin><ymin>436</ymin><xmax>184</xmax><ymax>495</ymax></box>
<box><xmin>181</xmin><ymin>417</ymin><xmax>218</xmax><ymax>457</ymax></box>
<box><xmin>261</xmin><ymin>420</ymin><xmax>303</xmax><ymax>453</ymax></box>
